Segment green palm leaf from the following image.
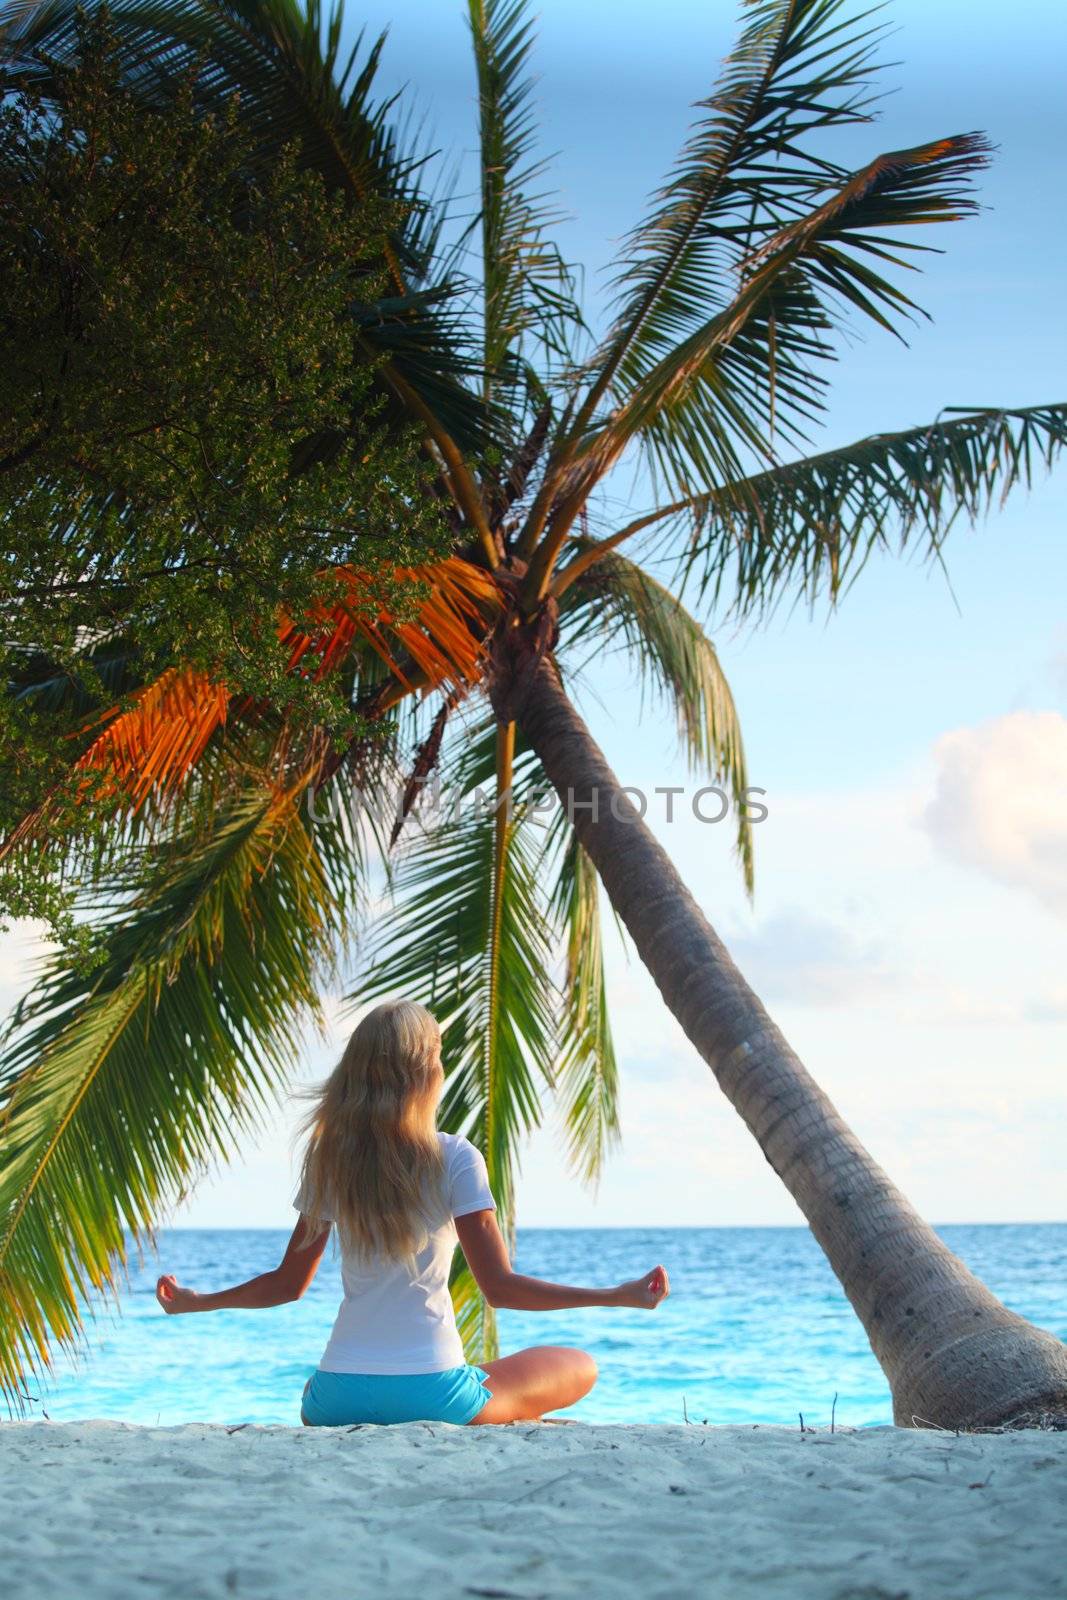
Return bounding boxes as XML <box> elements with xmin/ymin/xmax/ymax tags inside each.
<box><xmin>602</xmin><ymin>403</ymin><xmax>1067</xmax><ymax>614</ymax></box>
<box><xmin>571</xmin><ymin>133</ymin><xmax>993</xmax><ymax>501</ymax></box>
<box><xmin>569</xmin><ymin>0</ymin><xmax>886</xmax><ymax>437</ymax></box>
<box><xmin>356</xmin><ymin>716</ymin><xmax>557</xmax><ymax>1211</ymax></box>
<box><xmin>466</xmin><ymin>0</ymin><xmax>581</xmax><ymax>402</ymax></box>
<box><xmin>560</xmin><ymin>553</ymin><xmax>754</xmax><ymax>889</ymax></box>
<box><xmin>0</xmin><ymin>780</ymin><xmax>350</xmax><ymax>1410</ymax></box>
<box><xmin>545</xmin><ymin>824</ymin><xmax>619</xmax><ymax>1186</ymax></box>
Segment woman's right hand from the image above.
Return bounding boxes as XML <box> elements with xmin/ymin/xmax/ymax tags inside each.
<box><xmin>155</xmin><ymin>1273</ymin><xmax>200</xmax><ymax>1315</ymax></box>
<box><xmin>614</xmin><ymin>1265</ymin><xmax>670</xmax><ymax>1309</ymax></box>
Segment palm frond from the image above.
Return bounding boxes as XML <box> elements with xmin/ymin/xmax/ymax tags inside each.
<box><xmin>673</xmin><ymin>402</ymin><xmax>1067</xmax><ymax>613</ymax></box>
<box><xmin>568</xmin><ymin>132</ymin><xmax>993</xmax><ymax>504</ymax></box>
<box><xmin>76</xmin><ymin>669</ymin><xmax>231</xmax><ymax>809</ymax></box>
<box><xmin>466</xmin><ymin>0</ymin><xmax>581</xmax><ymax>402</ymax></box>
<box><xmin>572</xmin><ymin>0</ymin><xmax>886</xmax><ymax>432</ymax></box>
<box><xmin>560</xmin><ymin>551</ymin><xmax>754</xmax><ymax>889</ymax></box>
<box><xmin>279</xmin><ymin>557</ymin><xmax>502</xmax><ymax>692</ymax></box>
<box><xmin>545</xmin><ymin>825</ymin><xmax>619</xmax><ymax>1185</ymax></box>
<box><xmin>0</xmin><ymin>779</ymin><xmax>350</xmax><ymax>1411</ymax></box>
<box><xmin>6</xmin><ymin>644</ymin><xmax>138</xmax><ymax>718</ymax></box>
<box><xmin>0</xmin><ymin>668</ymin><xmax>233</xmax><ymax>866</ymax></box>
<box><xmin>449</xmin><ymin>1253</ymin><xmax>491</xmax><ymax>1360</ymax></box>
<box><xmin>353</xmin><ymin>715</ymin><xmax>557</xmax><ymax>1210</ymax></box>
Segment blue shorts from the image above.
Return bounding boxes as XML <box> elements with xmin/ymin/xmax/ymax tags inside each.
<box><xmin>300</xmin><ymin>1365</ymin><xmax>494</xmax><ymax>1427</ymax></box>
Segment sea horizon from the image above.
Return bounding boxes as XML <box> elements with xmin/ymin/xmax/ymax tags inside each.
<box><xmin>163</xmin><ymin>1217</ymin><xmax>1067</xmax><ymax>1231</ymax></box>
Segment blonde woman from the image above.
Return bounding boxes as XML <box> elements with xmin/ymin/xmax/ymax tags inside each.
<box><xmin>156</xmin><ymin>999</ymin><xmax>669</xmax><ymax>1426</ymax></box>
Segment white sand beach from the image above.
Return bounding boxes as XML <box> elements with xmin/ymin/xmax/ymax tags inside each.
<box><xmin>3</xmin><ymin>1420</ymin><xmax>1065</xmax><ymax>1600</ymax></box>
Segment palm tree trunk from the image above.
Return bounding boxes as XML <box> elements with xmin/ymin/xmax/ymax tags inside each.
<box><xmin>510</xmin><ymin>653</ymin><xmax>1067</xmax><ymax>1429</ymax></box>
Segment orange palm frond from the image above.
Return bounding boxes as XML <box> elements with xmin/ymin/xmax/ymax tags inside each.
<box><xmin>75</xmin><ymin>668</ymin><xmax>231</xmax><ymax>810</ymax></box>
<box><xmin>0</xmin><ymin>668</ymin><xmax>230</xmax><ymax>859</ymax></box>
<box><xmin>280</xmin><ymin>557</ymin><xmax>501</xmax><ymax>692</ymax></box>
<box><xmin>2</xmin><ymin>559</ymin><xmax>502</xmax><ymax>854</ymax></box>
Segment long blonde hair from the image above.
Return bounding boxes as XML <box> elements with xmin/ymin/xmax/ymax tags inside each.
<box><xmin>294</xmin><ymin>999</ymin><xmax>445</xmax><ymax>1262</ymax></box>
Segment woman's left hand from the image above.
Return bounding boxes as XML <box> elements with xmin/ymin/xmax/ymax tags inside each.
<box><xmin>155</xmin><ymin>1273</ymin><xmax>199</xmax><ymax>1315</ymax></box>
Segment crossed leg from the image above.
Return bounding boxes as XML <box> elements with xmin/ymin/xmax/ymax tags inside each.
<box><xmin>468</xmin><ymin>1345</ymin><xmax>597</xmax><ymax>1424</ymax></box>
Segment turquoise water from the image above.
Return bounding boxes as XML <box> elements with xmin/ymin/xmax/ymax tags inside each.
<box><xmin>20</xmin><ymin>1223</ymin><xmax>1066</xmax><ymax>1428</ymax></box>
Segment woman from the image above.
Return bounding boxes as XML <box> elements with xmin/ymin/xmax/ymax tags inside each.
<box><xmin>156</xmin><ymin>999</ymin><xmax>669</xmax><ymax>1426</ymax></box>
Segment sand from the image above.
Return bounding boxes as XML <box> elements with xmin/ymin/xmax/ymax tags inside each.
<box><xmin>2</xmin><ymin>1419</ymin><xmax>1065</xmax><ymax>1600</ymax></box>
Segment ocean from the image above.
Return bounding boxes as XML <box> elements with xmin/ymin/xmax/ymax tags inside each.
<box><xmin>20</xmin><ymin>1223</ymin><xmax>1066</xmax><ymax>1429</ymax></box>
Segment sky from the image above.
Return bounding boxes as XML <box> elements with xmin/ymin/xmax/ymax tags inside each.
<box><xmin>2</xmin><ymin>0</ymin><xmax>1065</xmax><ymax>1230</ymax></box>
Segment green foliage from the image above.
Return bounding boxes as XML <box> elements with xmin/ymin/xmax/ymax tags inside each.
<box><xmin>0</xmin><ymin>0</ymin><xmax>509</xmax><ymax>459</ymax></box>
<box><xmin>0</xmin><ymin>15</ymin><xmax>447</xmax><ymax>927</ymax></box>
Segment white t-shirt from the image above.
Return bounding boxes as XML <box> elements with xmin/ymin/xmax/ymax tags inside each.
<box><xmin>292</xmin><ymin>1131</ymin><xmax>496</xmax><ymax>1374</ymax></box>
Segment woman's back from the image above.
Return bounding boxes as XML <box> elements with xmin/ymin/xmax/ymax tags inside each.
<box><xmin>294</xmin><ymin>1132</ymin><xmax>495</xmax><ymax>1375</ymax></box>
<box><xmin>159</xmin><ymin>998</ymin><xmax>666</xmax><ymax>1428</ymax></box>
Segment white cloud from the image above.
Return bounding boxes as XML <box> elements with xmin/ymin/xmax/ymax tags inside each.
<box><xmin>919</xmin><ymin>982</ymin><xmax>1067</xmax><ymax>1027</ymax></box>
<box><xmin>921</xmin><ymin>710</ymin><xmax>1067</xmax><ymax>916</ymax></box>
<box><xmin>1048</xmin><ymin>629</ymin><xmax>1067</xmax><ymax>706</ymax></box>
<box><xmin>724</xmin><ymin>906</ymin><xmax>898</xmax><ymax>1008</ymax></box>
<box><xmin>1052</xmin><ymin>654</ymin><xmax>1067</xmax><ymax>706</ymax></box>
<box><xmin>1023</xmin><ymin>984</ymin><xmax>1067</xmax><ymax>1024</ymax></box>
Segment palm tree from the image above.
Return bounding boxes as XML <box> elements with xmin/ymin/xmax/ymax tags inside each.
<box><xmin>2</xmin><ymin>0</ymin><xmax>1066</xmax><ymax>1428</ymax></box>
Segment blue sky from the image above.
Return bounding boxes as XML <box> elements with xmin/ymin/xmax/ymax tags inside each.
<box><xmin>2</xmin><ymin>0</ymin><xmax>1064</xmax><ymax>1229</ymax></box>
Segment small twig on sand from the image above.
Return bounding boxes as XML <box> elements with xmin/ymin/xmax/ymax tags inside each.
<box><xmin>226</xmin><ymin>1424</ymin><xmax>249</xmax><ymax>1435</ymax></box>
<box><xmin>831</xmin><ymin>1393</ymin><xmax>838</xmax><ymax>1434</ymax></box>
<box><xmin>508</xmin><ymin>1470</ymin><xmax>572</xmax><ymax>1504</ymax></box>
<box><xmin>682</xmin><ymin>1396</ymin><xmax>690</xmax><ymax>1425</ymax></box>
